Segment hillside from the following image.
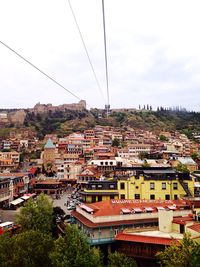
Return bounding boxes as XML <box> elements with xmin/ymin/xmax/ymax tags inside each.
<box><xmin>0</xmin><ymin>109</ymin><xmax>200</xmax><ymax>139</ymax></box>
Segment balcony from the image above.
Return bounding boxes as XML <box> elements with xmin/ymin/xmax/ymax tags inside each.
<box><xmin>88</xmin><ymin>237</ymin><xmax>115</xmax><ymax>245</ymax></box>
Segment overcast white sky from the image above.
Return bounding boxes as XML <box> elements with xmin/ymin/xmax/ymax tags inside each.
<box><xmin>1</xmin><ymin>0</ymin><xmax>200</xmax><ymax>111</ymax></box>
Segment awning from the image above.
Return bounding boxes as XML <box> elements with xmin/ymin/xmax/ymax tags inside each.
<box><xmin>121</xmin><ymin>208</ymin><xmax>131</xmax><ymax>214</ymax></box>
<box><xmin>145</xmin><ymin>207</ymin><xmax>154</xmax><ymax>212</ymax></box>
<box><xmin>80</xmin><ymin>204</ymin><xmax>94</xmax><ymax>213</ymax></box>
<box><xmin>156</xmin><ymin>206</ymin><xmax>165</xmax><ymax>210</ymax></box>
<box><xmin>133</xmin><ymin>208</ymin><xmax>142</xmax><ymax>213</ymax></box>
<box><xmin>10</xmin><ymin>198</ymin><xmax>24</xmax><ymax>205</ymax></box>
<box><xmin>167</xmin><ymin>205</ymin><xmax>176</xmax><ymax>210</ymax></box>
<box><xmin>21</xmin><ymin>195</ymin><xmax>30</xmax><ymax>200</ymax></box>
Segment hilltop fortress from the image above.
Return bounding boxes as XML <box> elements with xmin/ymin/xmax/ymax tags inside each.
<box><xmin>30</xmin><ymin>100</ymin><xmax>86</xmax><ymax>114</ymax></box>
<box><xmin>0</xmin><ymin>100</ymin><xmax>86</xmax><ymax>125</ymax></box>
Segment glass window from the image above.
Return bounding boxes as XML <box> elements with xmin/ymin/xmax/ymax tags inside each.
<box><xmin>109</xmin><ymin>184</ymin><xmax>115</xmax><ymax>189</ymax></box>
<box><xmin>150</xmin><ymin>182</ymin><xmax>155</xmax><ymax>190</ymax></box>
<box><xmin>135</xmin><ymin>194</ymin><xmax>140</xmax><ymax>199</ymax></box>
<box><xmin>150</xmin><ymin>194</ymin><xmax>155</xmax><ymax>200</ymax></box>
<box><xmin>97</xmin><ymin>184</ymin><xmax>103</xmax><ymax>188</ymax></box>
<box><xmin>162</xmin><ymin>182</ymin><xmax>166</xmax><ymax>190</ymax></box>
<box><xmin>120</xmin><ymin>183</ymin><xmax>125</xmax><ymax>190</ymax></box>
<box><xmin>173</xmin><ymin>183</ymin><xmax>178</xmax><ymax>190</ymax></box>
<box><xmin>121</xmin><ymin>194</ymin><xmax>125</xmax><ymax>199</ymax></box>
<box><xmin>165</xmin><ymin>194</ymin><xmax>170</xmax><ymax>200</ymax></box>
<box><xmin>91</xmin><ymin>185</ymin><xmax>96</xmax><ymax>189</ymax></box>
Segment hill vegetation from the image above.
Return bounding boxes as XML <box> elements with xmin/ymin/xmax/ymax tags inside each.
<box><xmin>1</xmin><ymin>109</ymin><xmax>200</xmax><ymax>139</ymax></box>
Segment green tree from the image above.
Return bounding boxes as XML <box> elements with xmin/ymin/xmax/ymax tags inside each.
<box><xmin>156</xmin><ymin>234</ymin><xmax>200</xmax><ymax>267</ymax></box>
<box><xmin>108</xmin><ymin>251</ymin><xmax>137</xmax><ymax>267</ymax></box>
<box><xmin>138</xmin><ymin>151</ymin><xmax>149</xmax><ymax>160</ymax></box>
<box><xmin>50</xmin><ymin>225</ymin><xmax>102</xmax><ymax>267</ymax></box>
<box><xmin>176</xmin><ymin>163</ymin><xmax>190</xmax><ymax>173</ymax></box>
<box><xmin>17</xmin><ymin>193</ymin><xmax>53</xmax><ymax>234</ymax></box>
<box><xmin>112</xmin><ymin>138</ymin><xmax>120</xmax><ymax>147</ymax></box>
<box><xmin>159</xmin><ymin>134</ymin><xmax>169</xmax><ymax>142</ymax></box>
<box><xmin>191</xmin><ymin>153</ymin><xmax>199</xmax><ymax>160</ymax></box>
<box><xmin>0</xmin><ymin>230</ymin><xmax>54</xmax><ymax>267</ymax></box>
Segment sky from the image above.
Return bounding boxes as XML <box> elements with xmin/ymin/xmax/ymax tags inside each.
<box><xmin>1</xmin><ymin>0</ymin><xmax>200</xmax><ymax>111</ymax></box>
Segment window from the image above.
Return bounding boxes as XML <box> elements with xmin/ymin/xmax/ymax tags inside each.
<box><xmin>91</xmin><ymin>185</ymin><xmax>96</xmax><ymax>189</ymax></box>
<box><xmin>109</xmin><ymin>184</ymin><xmax>115</xmax><ymax>189</ymax></box>
<box><xmin>165</xmin><ymin>194</ymin><xmax>170</xmax><ymax>200</ymax></box>
<box><xmin>121</xmin><ymin>194</ymin><xmax>125</xmax><ymax>199</ymax></box>
<box><xmin>120</xmin><ymin>183</ymin><xmax>125</xmax><ymax>190</ymax></box>
<box><xmin>98</xmin><ymin>196</ymin><xmax>102</xmax><ymax>202</ymax></box>
<box><xmin>174</xmin><ymin>194</ymin><xmax>178</xmax><ymax>200</ymax></box>
<box><xmin>135</xmin><ymin>194</ymin><xmax>140</xmax><ymax>199</ymax></box>
<box><xmin>150</xmin><ymin>194</ymin><xmax>155</xmax><ymax>200</ymax></box>
<box><xmin>173</xmin><ymin>183</ymin><xmax>178</xmax><ymax>190</ymax></box>
<box><xmin>162</xmin><ymin>182</ymin><xmax>166</xmax><ymax>190</ymax></box>
<box><xmin>150</xmin><ymin>183</ymin><xmax>155</xmax><ymax>190</ymax></box>
<box><xmin>97</xmin><ymin>184</ymin><xmax>103</xmax><ymax>188</ymax></box>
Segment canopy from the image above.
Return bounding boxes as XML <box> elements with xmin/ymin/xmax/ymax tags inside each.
<box><xmin>10</xmin><ymin>198</ymin><xmax>24</xmax><ymax>206</ymax></box>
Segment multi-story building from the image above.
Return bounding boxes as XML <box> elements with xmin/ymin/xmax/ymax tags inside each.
<box><xmin>80</xmin><ymin>167</ymin><xmax>196</xmax><ymax>203</ymax></box>
<box><xmin>0</xmin><ymin>151</ymin><xmax>20</xmax><ymax>171</ymax></box>
<box><xmin>71</xmin><ymin>199</ymin><xmax>192</xmax><ymax>246</ymax></box>
<box><xmin>118</xmin><ymin>144</ymin><xmax>151</xmax><ymax>159</ymax></box>
<box><xmin>0</xmin><ymin>172</ymin><xmax>33</xmax><ymax>208</ymax></box>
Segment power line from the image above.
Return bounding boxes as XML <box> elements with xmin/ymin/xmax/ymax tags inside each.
<box><xmin>0</xmin><ymin>40</ymin><xmax>92</xmax><ymax>108</ymax></box>
<box><xmin>102</xmin><ymin>0</ymin><xmax>110</xmax><ymax>116</ymax></box>
<box><xmin>67</xmin><ymin>0</ymin><xmax>106</xmax><ymax>102</ymax></box>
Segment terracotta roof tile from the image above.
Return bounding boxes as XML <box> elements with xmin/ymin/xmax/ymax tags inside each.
<box><xmin>115</xmin><ymin>232</ymin><xmax>178</xmax><ymax>246</ymax></box>
<box><xmin>172</xmin><ymin>216</ymin><xmax>193</xmax><ymax>225</ymax></box>
<box><xmin>84</xmin><ymin>200</ymin><xmax>188</xmax><ymax>217</ymax></box>
<box><xmin>187</xmin><ymin>223</ymin><xmax>200</xmax><ymax>232</ymax></box>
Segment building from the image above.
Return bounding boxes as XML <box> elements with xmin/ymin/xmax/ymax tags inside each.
<box><xmin>115</xmin><ymin>209</ymin><xmax>200</xmax><ymax>267</ymax></box>
<box><xmin>80</xmin><ymin>168</ymin><xmax>196</xmax><ymax>203</ymax></box>
<box><xmin>0</xmin><ymin>151</ymin><xmax>20</xmax><ymax>171</ymax></box>
<box><xmin>42</xmin><ymin>139</ymin><xmax>56</xmax><ymax>172</ymax></box>
<box><xmin>71</xmin><ymin>199</ymin><xmax>192</xmax><ymax>246</ymax></box>
<box><xmin>33</xmin><ymin>179</ymin><xmax>64</xmax><ymax>196</ymax></box>
<box><xmin>0</xmin><ymin>172</ymin><xmax>33</xmax><ymax>208</ymax></box>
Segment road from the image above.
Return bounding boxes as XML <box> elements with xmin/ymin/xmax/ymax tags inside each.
<box><xmin>53</xmin><ymin>191</ymin><xmax>72</xmax><ymax>214</ymax></box>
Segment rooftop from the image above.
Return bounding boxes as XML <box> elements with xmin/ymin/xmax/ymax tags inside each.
<box><xmin>78</xmin><ymin>199</ymin><xmax>189</xmax><ymax>217</ymax></box>
<box><xmin>44</xmin><ymin>138</ymin><xmax>55</xmax><ymax>149</ymax></box>
<box><xmin>115</xmin><ymin>232</ymin><xmax>180</xmax><ymax>246</ymax></box>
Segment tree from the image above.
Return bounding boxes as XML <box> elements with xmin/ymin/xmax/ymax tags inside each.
<box><xmin>191</xmin><ymin>153</ymin><xmax>199</xmax><ymax>160</ymax></box>
<box><xmin>112</xmin><ymin>138</ymin><xmax>120</xmax><ymax>147</ymax></box>
<box><xmin>108</xmin><ymin>251</ymin><xmax>137</xmax><ymax>267</ymax></box>
<box><xmin>16</xmin><ymin>193</ymin><xmax>53</xmax><ymax>235</ymax></box>
<box><xmin>156</xmin><ymin>234</ymin><xmax>200</xmax><ymax>267</ymax></box>
<box><xmin>176</xmin><ymin>163</ymin><xmax>190</xmax><ymax>173</ymax></box>
<box><xmin>138</xmin><ymin>151</ymin><xmax>149</xmax><ymax>160</ymax></box>
<box><xmin>159</xmin><ymin>134</ymin><xmax>169</xmax><ymax>142</ymax></box>
<box><xmin>50</xmin><ymin>225</ymin><xmax>102</xmax><ymax>267</ymax></box>
<box><xmin>0</xmin><ymin>230</ymin><xmax>54</xmax><ymax>267</ymax></box>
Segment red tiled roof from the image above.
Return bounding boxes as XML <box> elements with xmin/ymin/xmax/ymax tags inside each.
<box><xmin>172</xmin><ymin>216</ymin><xmax>193</xmax><ymax>225</ymax></box>
<box><xmin>84</xmin><ymin>199</ymin><xmax>188</xmax><ymax>217</ymax></box>
<box><xmin>115</xmin><ymin>232</ymin><xmax>178</xmax><ymax>246</ymax></box>
<box><xmin>36</xmin><ymin>179</ymin><xmax>62</xmax><ymax>185</ymax></box>
<box><xmin>71</xmin><ymin>211</ymin><xmax>157</xmax><ymax>229</ymax></box>
<box><xmin>187</xmin><ymin>223</ymin><xmax>200</xmax><ymax>233</ymax></box>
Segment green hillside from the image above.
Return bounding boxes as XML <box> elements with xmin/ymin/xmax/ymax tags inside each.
<box><xmin>1</xmin><ymin>109</ymin><xmax>200</xmax><ymax>139</ymax></box>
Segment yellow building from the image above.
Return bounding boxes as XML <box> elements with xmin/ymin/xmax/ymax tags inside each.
<box><xmin>81</xmin><ymin>169</ymin><xmax>196</xmax><ymax>203</ymax></box>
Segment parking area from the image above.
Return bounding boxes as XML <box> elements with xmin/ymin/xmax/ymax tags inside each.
<box><xmin>52</xmin><ymin>185</ymin><xmax>82</xmax><ymax>214</ymax></box>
